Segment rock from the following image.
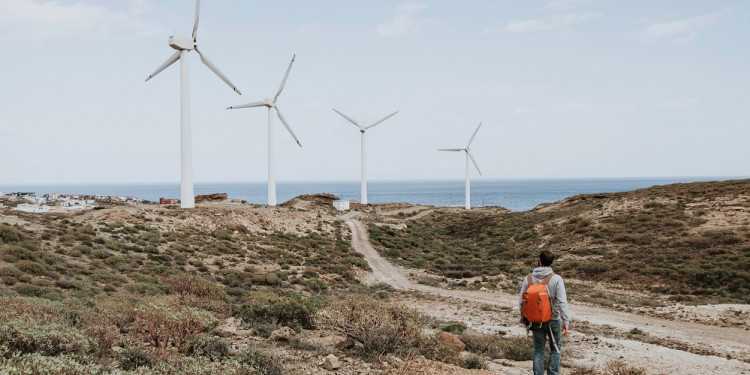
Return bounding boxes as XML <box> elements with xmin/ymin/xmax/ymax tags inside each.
<box><xmin>269</xmin><ymin>326</ymin><xmax>297</xmax><ymax>342</ymax></box>
<box><xmin>437</xmin><ymin>332</ymin><xmax>466</xmax><ymax>352</ymax></box>
<box><xmin>195</xmin><ymin>193</ymin><xmax>228</xmax><ymax>203</ymax></box>
<box><xmin>323</xmin><ymin>354</ymin><xmax>341</xmax><ymax>370</ymax></box>
<box><xmin>335</xmin><ymin>337</ymin><xmax>355</xmax><ymax>350</ymax></box>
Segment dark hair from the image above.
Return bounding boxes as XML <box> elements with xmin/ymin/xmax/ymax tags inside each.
<box><xmin>539</xmin><ymin>250</ymin><xmax>555</xmax><ymax>267</ymax></box>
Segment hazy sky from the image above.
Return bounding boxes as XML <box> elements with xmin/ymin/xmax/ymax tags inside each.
<box><xmin>1</xmin><ymin>0</ymin><xmax>748</xmax><ymax>184</ymax></box>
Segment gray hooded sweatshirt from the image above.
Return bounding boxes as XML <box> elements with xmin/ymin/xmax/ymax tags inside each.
<box><xmin>518</xmin><ymin>266</ymin><xmax>570</xmax><ymax>326</ymax></box>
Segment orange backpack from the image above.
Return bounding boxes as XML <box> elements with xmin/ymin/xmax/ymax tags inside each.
<box><xmin>522</xmin><ymin>273</ymin><xmax>555</xmax><ymax>324</ymax></box>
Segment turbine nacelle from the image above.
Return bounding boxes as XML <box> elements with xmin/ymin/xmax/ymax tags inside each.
<box><xmin>169</xmin><ymin>34</ymin><xmax>195</xmax><ymax>51</ymax></box>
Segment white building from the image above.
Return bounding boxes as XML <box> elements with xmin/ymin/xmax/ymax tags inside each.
<box><xmin>333</xmin><ymin>200</ymin><xmax>350</xmax><ymax>211</ymax></box>
<box><xmin>13</xmin><ymin>203</ymin><xmax>50</xmax><ymax>213</ymax></box>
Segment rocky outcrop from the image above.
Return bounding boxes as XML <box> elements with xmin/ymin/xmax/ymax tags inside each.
<box><xmin>195</xmin><ymin>193</ymin><xmax>228</xmax><ymax>203</ymax></box>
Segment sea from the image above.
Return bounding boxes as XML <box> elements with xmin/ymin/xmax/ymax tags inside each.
<box><xmin>1</xmin><ymin>177</ymin><xmax>743</xmax><ymax>212</ymax></box>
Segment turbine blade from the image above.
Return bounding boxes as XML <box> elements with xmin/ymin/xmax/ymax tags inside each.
<box><xmin>192</xmin><ymin>0</ymin><xmax>201</xmax><ymax>41</ymax></box>
<box><xmin>145</xmin><ymin>51</ymin><xmax>181</xmax><ymax>82</ymax></box>
<box><xmin>275</xmin><ymin>106</ymin><xmax>302</xmax><ymax>147</ymax></box>
<box><xmin>332</xmin><ymin>108</ymin><xmax>360</xmax><ymax>128</ymax></box>
<box><xmin>274</xmin><ymin>54</ymin><xmax>295</xmax><ymax>101</ymax></box>
<box><xmin>467</xmin><ymin>122</ymin><xmax>482</xmax><ymax>148</ymax></box>
<box><xmin>195</xmin><ymin>47</ymin><xmax>241</xmax><ymax>95</ymax></box>
<box><xmin>366</xmin><ymin>110</ymin><xmax>398</xmax><ymax>130</ymax></box>
<box><xmin>468</xmin><ymin>151</ymin><xmax>482</xmax><ymax>176</ymax></box>
<box><xmin>437</xmin><ymin>148</ymin><xmax>463</xmax><ymax>152</ymax></box>
<box><xmin>226</xmin><ymin>101</ymin><xmax>265</xmax><ymax>110</ymax></box>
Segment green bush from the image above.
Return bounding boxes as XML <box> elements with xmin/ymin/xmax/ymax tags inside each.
<box><xmin>236</xmin><ymin>346</ymin><xmax>284</xmax><ymax>375</ymax></box>
<box><xmin>188</xmin><ymin>335</ymin><xmax>230</xmax><ymax>362</ymax></box>
<box><xmin>303</xmin><ymin>278</ymin><xmax>328</xmax><ymax>293</ymax></box>
<box><xmin>0</xmin><ymin>224</ymin><xmax>23</xmax><ymax>243</ymax></box>
<box><xmin>0</xmin><ymin>245</ymin><xmax>35</xmax><ymax>262</ymax></box>
<box><xmin>15</xmin><ymin>260</ymin><xmax>47</xmax><ymax>275</ymax></box>
<box><xmin>0</xmin><ymin>317</ymin><xmax>90</xmax><ymax>356</ymax></box>
<box><xmin>442</xmin><ymin>322</ymin><xmax>467</xmax><ymax>334</ymax></box>
<box><xmin>0</xmin><ymin>353</ymin><xmax>120</xmax><ymax>375</ymax></box>
<box><xmin>118</xmin><ymin>346</ymin><xmax>153</xmax><ymax>370</ymax></box>
<box><xmin>499</xmin><ymin>336</ymin><xmax>534</xmax><ymax>361</ymax></box>
<box><xmin>0</xmin><ymin>265</ymin><xmax>22</xmax><ymax>284</ymax></box>
<box><xmin>13</xmin><ymin>283</ymin><xmax>62</xmax><ymax>300</ymax></box>
<box><xmin>238</xmin><ymin>291</ymin><xmax>319</xmax><ymax>330</ymax></box>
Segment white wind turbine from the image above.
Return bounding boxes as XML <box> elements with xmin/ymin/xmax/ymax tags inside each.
<box><xmin>145</xmin><ymin>0</ymin><xmax>241</xmax><ymax>209</ymax></box>
<box><xmin>227</xmin><ymin>55</ymin><xmax>301</xmax><ymax>207</ymax></box>
<box><xmin>332</xmin><ymin>109</ymin><xmax>398</xmax><ymax>205</ymax></box>
<box><xmin>438</xmin><ymin>122</ymin><xmax>483</xmax><ymax>210</ymax></box>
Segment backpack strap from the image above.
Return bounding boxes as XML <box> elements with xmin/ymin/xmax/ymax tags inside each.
<box><xmin>541</xmin><ymin>273</ymin><xmax>555</xmax><ymax>285</ymax></box>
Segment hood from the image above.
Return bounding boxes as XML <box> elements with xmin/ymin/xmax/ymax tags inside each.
<box><xmin>531</xmin><ymin>267</ymin><xmax>553</xmax><ymax>281</ymax></box>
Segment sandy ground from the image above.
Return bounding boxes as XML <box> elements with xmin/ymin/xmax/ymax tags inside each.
<box><xmin>343</xmin><ymin>214</ymin><xmax>750</xmax><ymax>375</ymax></box>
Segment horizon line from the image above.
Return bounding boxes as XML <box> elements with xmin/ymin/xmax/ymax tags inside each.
<box><xmin>1</xmin><ymin>175</ymin><xmax>748</xmax><ymax>187</ymax></box>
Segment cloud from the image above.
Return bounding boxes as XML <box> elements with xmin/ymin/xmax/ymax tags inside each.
<box><xmin>545</xmin><ymin>0</ymin><xmax>590</xmax><ymax>12</ymax></box>
<box><xmin>0</xmin><ymin>0</ymin><xmax>162</xmax><ymax>42</ymax></box>
<box><xmin>657</xmin><ymin>99</ymin><xmax>700</xmax><ymax>110</ymax></box>
<box><xmin>500</xmin><ymin>12</ymin><xmax>602</xmax><ymax>34</ymax></box>
<box><xmin>635</xmin><ymin>9</ymin><xmax>728</xmax><ymax>43</ymax></box>
<box><xmin>375</xmin><ymin>1</ymin><xmax>439</xmax><ymax>37</ymax></box>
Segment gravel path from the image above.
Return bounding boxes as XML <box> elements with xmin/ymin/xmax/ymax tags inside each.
<box><xmin>344</xmin><ymin>216</ymin><xmax>750</xmax><ymax>374</ymax></box>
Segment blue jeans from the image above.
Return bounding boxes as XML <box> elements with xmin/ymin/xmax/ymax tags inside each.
<box><xmin>532</xmin><ymin>319</ymin><xmax>562</xmax><ymax>375</ymax></box>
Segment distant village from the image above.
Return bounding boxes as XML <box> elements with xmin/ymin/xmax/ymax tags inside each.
<box><xmin>0</xmin><ymin>191</ymin><xmax>149</xmax><ymax>214</ymax></box>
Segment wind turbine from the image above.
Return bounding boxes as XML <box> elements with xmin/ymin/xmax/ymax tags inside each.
<box><xmin>145</xmin><ymin>0</ymin><xmax>241</xmax><ymax>209</ymax></box>
<box><xmin>438</xmin><ymin>122</ymin><xmax>483</xmax><ymax>210</ymax></box>
<box><xmin>332</xmin><ymin>109</ymin><xmax>398</xmax><ymax>205</ymax></box>
<box><xmin>227</xmin><ymin>55</ymin><xmax>301</xmax><ymax>207</ymax></box>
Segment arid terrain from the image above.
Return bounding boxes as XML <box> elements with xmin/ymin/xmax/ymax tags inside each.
<box><xmin>1</xmin><ymin>180</ymin><xmax>749</xmax><ymax>374</ymax></box>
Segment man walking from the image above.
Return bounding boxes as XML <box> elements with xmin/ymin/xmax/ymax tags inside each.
<box><xmin>519</xmin><ymin>250</ymin><xmax>570</xmax><ymax>375</ymax></box>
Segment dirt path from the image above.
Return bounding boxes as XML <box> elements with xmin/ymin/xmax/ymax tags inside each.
<box><xmin>344</xmin><ymin>216</ymin><xmax>750</xmax><ymax>374</ymax></box>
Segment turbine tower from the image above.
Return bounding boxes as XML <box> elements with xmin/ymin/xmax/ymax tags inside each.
<box><xmin>227</xmin><ymin>55</ymin><xmax>301</xmax><ymax>207</ymax></box>
<box><xmin>332</xmin><ymin>109</ymin><xmax>398</xmax><ymax>205</ymax></box>
<box><xmin>145</xmin><ymin>0</ymin><xmax>241</xmax><ymax>209</ymax></box>
<box><xmin>438</xmin><ymin>122</ymin><xmax>483</xmax><ymax>210</ymax></box>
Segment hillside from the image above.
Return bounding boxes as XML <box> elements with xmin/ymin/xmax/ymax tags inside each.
<box><xmin>1</xmin><ymin>180</ymin><xmax>748</xmax><ymax>374</ymax></box>
<box><xmin>366</xmin><ymin>179</ymin><xmax>750</xmax><ymax>304</ymax></box>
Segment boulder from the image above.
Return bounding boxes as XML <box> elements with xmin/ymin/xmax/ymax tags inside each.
<box><xmin>335</xmin><ymin>337</ymin><xmax>355</xmax><ymax>350</ymax></box>
<box><xmin>269</xmin><ymin>326</ymin><xmax>297</xmax><ymax>342</ymax></box>
<box><xmin>323</xmin><ymin>354</ymin><xmax>341</xmax><ymax>370</ymax></box>
<box><xmin>437</xmin><ymin>332</ymin><xmax>466</xmax><ymax>352</ymax></box>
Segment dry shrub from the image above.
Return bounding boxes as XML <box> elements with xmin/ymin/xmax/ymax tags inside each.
<box><xmin>605</xmin><ymin>360</ymin><xmax>646</xmax><ymax>375</ymax></box>
<box><xmin>235</xmin><ymin>346</ymin><xmax>284</xmax><ymax>375</ymax></box>
<box><xmin>421</xmin><ymin>333</ymin><xmax>461</xmax><ymax>365</ymax></box>
<box><xmin>133</xmin><ymin>295</ymin><xmax>218</xmax><ymax>357</ymax></box>
<box><xmin>384</xmin><ymin>351</ymin><xmax>438</xmax><ymax>375</ymax></box>
<box><xmin>0</xmin><ymin>296</ymin><xmax>80</xmax><ymax>326</ymax></box>
<box><xmin>163</xmin><ymin>273</ymin><xmax>229</xmax><ymax>314</ymax></box>
<box><xmin>570</xmin><ymin>361</ymin><xmax>647</xmax><ymax>375</ymax></box>
<box><xmin>316</xmin><ymin>294</ymin><xmax>425</xmax><ymax>355</ymax></box>
<box><xmin>93</xmin><ymin>292</ymin><xmax>140</xmax><ymax>330</ymax></box>
<box><xmin>459</xmin><ymin>333</ymin><xmax>504</xmax><ymax>359</ymax></box>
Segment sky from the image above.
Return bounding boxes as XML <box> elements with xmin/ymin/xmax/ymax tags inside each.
<box><xmin>1</xmin><ymin>0</ymin><xmax>748</xmax><ymax>184</ymax></box>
